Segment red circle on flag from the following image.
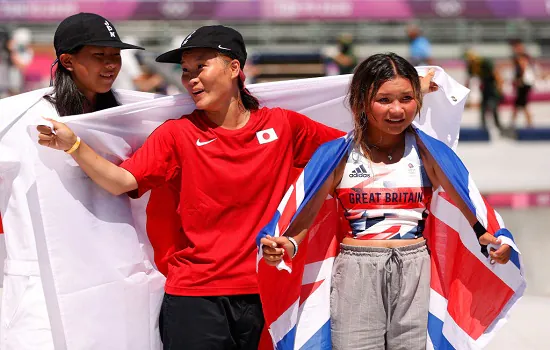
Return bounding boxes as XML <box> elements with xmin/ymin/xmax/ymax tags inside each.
<box><xmin>262</xmin><ymin>132</ymin><xmax>270</xmax><ymax>140</ymax></box>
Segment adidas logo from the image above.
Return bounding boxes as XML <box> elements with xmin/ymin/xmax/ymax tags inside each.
<box><xmin>349</xmin><ymin>165</ymin><xmax>370</xmax><ymax>178</ymax></box>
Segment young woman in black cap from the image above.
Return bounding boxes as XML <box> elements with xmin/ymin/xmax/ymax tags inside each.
<box><xmin>36</xmin><ymin>25</ymin><xmax>436</xmax><ymax>349</ymax></box>
<box><xmin>1</xmin><ymin>12</ymin><xmax>143</xmax><ymax>350</ymax></box>
<box><xmin>46</xmin><ymin>12</ymin><xmax>143</xmax><ymax>115</ymax></box>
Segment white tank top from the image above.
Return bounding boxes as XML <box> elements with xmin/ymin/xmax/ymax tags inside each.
<box><xmin>335</xmin><ymin>132</ymin><xmax>432</xmax><ymax>240</ymax></box>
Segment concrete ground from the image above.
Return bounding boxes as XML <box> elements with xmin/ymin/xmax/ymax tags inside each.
<box><xmin>458</xmin><ymin>101</ymin><xmax>550</xmax><ymax>349</ymax></box>
<box><xmin>484</xmin><ymin>208</ymin><xmax>550</xmax><ymax>350</ymax></box>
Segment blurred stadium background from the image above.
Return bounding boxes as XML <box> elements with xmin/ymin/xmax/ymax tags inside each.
<box><xmin>0</xmin><ymin>1</ymin><xmax>549</xmax><ymax>348</ymax></box>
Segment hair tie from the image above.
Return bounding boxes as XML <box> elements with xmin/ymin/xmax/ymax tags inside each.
<box><xmin>238</xmin><ymin>69</ymin><xmax>253</xmax><ymax>97</ymax></box>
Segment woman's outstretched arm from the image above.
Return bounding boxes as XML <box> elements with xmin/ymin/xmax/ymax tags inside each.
<box><xmin>37</xmin><ymin>119</ymin><xmax>137</xmax><ymax>195</ymax></box>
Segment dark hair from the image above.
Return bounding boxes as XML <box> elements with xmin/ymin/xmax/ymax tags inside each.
<box><xmin>509</xmin><ymin>38</ymin><xmax>522</xmax><ymax>46</ymax></box>
<box><xmin>218</xmin><ymin>53</ymin><xmax>259</xmax><ymax>111</ymax></box>
<box><xmin>347</xmin><ymin>52</ymin><xmax>422</xmax><ymax>151</ymax></box>
<box><xmin>44</xmin><ymin>47</ymin><xmax>120</xmax><ymax>117</ymax></box>
<box><xmin>237</xmin><ymin>77</ymin><xmax>259</xmax><ymax>111</ymax></box>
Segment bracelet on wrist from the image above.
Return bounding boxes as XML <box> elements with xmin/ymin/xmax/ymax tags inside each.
<box><xmin>473</xmin><ymin>221</ymin><xmax>490</xmax><ymax>257</ymax></box>
<box><xmin>472</xmin><ymin>221</ymin><xmax>486</xmax><ymax>239</ymax></box>
<box><xmin>287</xmin><ymin>236</ymin><xmax>298</xmax><ymax>259</ymax></box>
<box><xmin>65</xmin><ymin>136</ymin><xmax>81</xmax><ymax>154</ymax></box>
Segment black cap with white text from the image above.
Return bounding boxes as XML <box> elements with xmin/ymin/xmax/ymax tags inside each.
<box><xmin>54</xmin><ymin>13</ymin><xmax>144</xmax><ymax>57</ymax></box>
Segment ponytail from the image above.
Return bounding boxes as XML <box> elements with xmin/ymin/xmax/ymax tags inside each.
<box><xmin>237</xmin><ymin>76</ymin><xmax>259</xmax><ymax>111</ymax></box>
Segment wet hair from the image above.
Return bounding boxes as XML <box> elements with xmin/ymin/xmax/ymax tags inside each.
<box><xmin>218</xmin><ymin>53</ymin><xmax>259</xmax><ymax>111</ymax></box>
<box><xmin>44</xmin><ymin>46</ymin><xmax>120</xmax><ymax>117</ymax></box>
<box><xmin>347</xmin><ymin>52</ymin><xmax>422</xmax><ymax>152</ymax></box>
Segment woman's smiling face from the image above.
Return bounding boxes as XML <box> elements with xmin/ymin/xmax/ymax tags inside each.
<box><xmin>61</xmin><ymin>45</ymin><xmax>122</xmax><ymax>100</ymax></box>
<box><xmin>365</xmin><ymin>76</ymin><xmax>418</xmax><ymax>136</ymax></box>
<box><xmin>180</xmin><ymin>48</ymin><xmax>239</xmax><ymax>112</ymax></box>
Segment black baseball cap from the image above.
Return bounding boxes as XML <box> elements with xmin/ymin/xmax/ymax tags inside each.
<box><xmin>156</xmin><ymin>25</ymin><xmax>247</xmax><ymax>68</ymax></box>
<box><xmin>54</xmin><ymin>13</ymin><xmax>144</xmax><ymax>57</ymax></box>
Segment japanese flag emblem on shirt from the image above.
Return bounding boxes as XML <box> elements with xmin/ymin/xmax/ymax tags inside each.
<box><xmin>256</xmin><ymin>128</ymin><xmax>278</xmax><ymax>145</ymax></box>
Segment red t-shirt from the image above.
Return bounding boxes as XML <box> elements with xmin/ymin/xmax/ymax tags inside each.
<box><xmin>121</xmin><ymin>107</ymin><xmax>344</xmax><ymax>296</ymax></box>
<box><xmin>145</xmin><ymin>177</ymin><xmax>181</xmax><ymax>277</ymax></box>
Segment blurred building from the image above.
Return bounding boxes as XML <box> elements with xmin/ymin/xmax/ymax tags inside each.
<box><xmin>0</xmin><ymin>0</ymin><xmax>549</xmax><ymax>89</ymax></box>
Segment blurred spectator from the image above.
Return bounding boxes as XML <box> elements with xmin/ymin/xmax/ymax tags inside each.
<box><xmin>332</xmin><ymin>33</ymin><xmax>357</xmax><ymax>75</ymax></box>
<box><xmin>406</xmin><ymin>24</ymin><xmax>432</xmax><ymax>66</ymax></box>
<box><xmin>0</xmin><ymin>27</ymin><xmax>11</xmax><ymax>98</ymax></box>
<box><xmin>8</xmin><ymin>27</ymin><xmax>34</xmax><ymax>95</ymax></box>
<box><xmin>464</xmin><ymin>49</ymin><xmax>504</xmax><ymax>132</ymax></box>
<box><xmin>243</xmin><ymin>58</ymin><xmax>259</xmax><ymax>85</ymax></box>
<box><xmin>133</xmin><ymin>53</ymin><xmax>168</xmax><ymax>94</ymax></box>
<box><xmin>509</xmin><ymin>39</ymin><xmax>535</xmax><ymax>128</ymax></box>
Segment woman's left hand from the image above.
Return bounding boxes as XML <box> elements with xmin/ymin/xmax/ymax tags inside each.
<box><xmin>420</xmin><ymin>68</ymin><xmax>439</xmax><ymax>94</ymax></box>
<box><xmin>260</xmin><ymin>235</ymin><xmax>295</xmax><ymax>266</ymax></box>
<box><xmin>479</xmin><ymin>232</ymin><xmax>512</xmax><ymax>264</ymax></box>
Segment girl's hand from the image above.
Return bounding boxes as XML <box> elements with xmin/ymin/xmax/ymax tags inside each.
<box><xmin>479</xmin><ymin>232</ymin><xmax>511</xmax><ymax>264</ymax></box>
<box><xmin>260</xmin><ymin>235</ymin><xmax>296</xmax><ymax>266</ymax></box>
<box><xmin>37</xmin><ymin>118</ymin><xmax>78</xmax><ymax>151</ymax></box>
<box><xmin>420</xmin><ymin>68</ymin><xmax>439</xmax><ymax>94</ymax></box>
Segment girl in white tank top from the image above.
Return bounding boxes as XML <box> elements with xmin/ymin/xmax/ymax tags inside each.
<box><xmin>335</xmin><ymin>132</ymin><xmax>432</xmax><ymax>240</ymax></box>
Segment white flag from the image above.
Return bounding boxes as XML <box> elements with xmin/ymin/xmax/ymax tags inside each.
<box><xmin>0</xmin><ymin>68</ymin><xmax>468</xmax><ymax>349</ymax></box>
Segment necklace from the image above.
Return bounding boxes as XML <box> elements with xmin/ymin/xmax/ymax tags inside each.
<box><xmin>367</xmin><ymin>140</ymin><xmax>403</xmax><ymax>161</ymax></box>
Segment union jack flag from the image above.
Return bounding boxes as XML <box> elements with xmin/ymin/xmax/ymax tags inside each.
<box><xmin>256</xmin><ymin>129</ymin><xmax>525</xmax><ymax>350</ymax></box>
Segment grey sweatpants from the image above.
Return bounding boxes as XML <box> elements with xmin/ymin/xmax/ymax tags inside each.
<box><xmin>330</xmin><ymin>241</ymin><xmax>430</xmax><ymax>350</ymax></box>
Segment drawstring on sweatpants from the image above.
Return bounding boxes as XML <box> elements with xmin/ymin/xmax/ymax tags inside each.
<box><xmin>383</xmin><ymin>248</ymin><xmax>404</xmax><ymax>331</ymax></box>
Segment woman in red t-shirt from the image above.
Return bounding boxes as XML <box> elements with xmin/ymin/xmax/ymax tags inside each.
<box><xmin>36</xmin><ymin>25</ymin><xmax>345</xmax><ymax>350</ymax></box>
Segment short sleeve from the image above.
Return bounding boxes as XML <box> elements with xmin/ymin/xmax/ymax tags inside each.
<box><xmin>120</xmin><ymin>121</ymin><xmax>180</xmax><ymax>197</ymax></box>
<box><xmin>285</xmin><ymin>109</ymin><xmax>346</xmax><ymax>168</ymax></box>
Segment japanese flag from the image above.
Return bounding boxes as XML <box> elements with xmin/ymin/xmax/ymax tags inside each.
<box><xmin>256</xmin><ymin>128</ymin><xmax>278</xmax><ymax>144</ymax></box>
